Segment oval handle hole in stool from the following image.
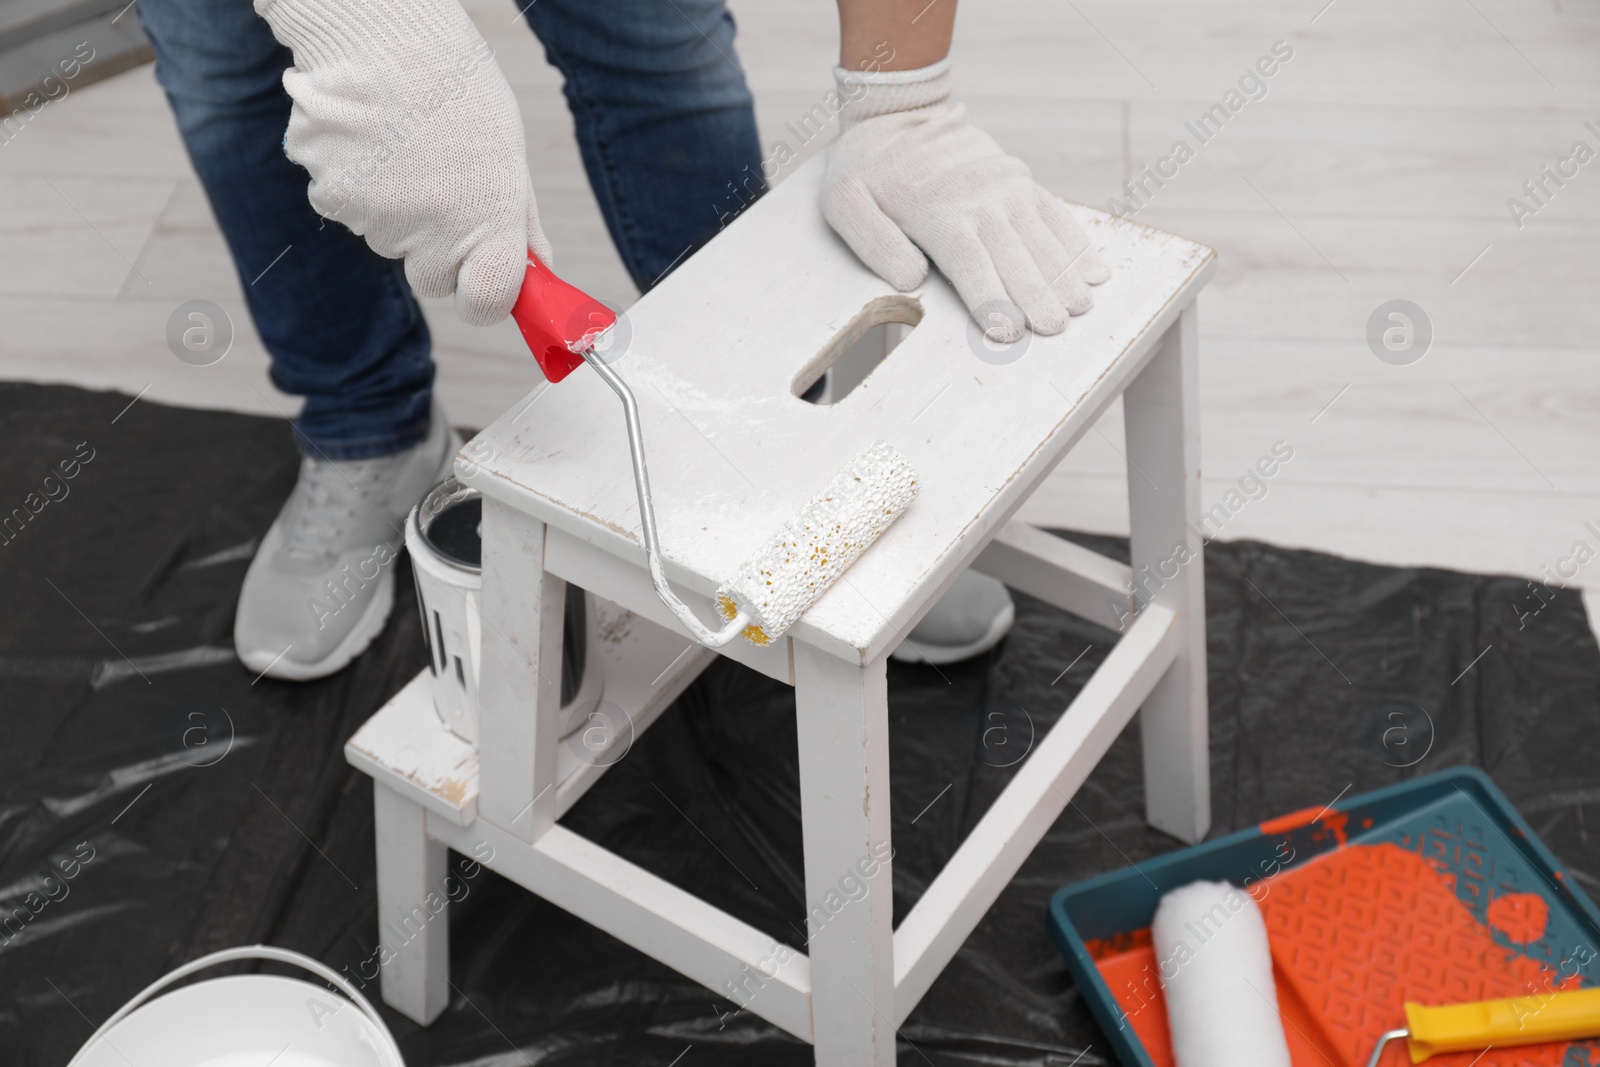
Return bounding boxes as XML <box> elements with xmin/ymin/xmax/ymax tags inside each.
<box><xmin>793</xmin><ymin>294</ymin><xmax>923</xmax><ymax>405</ymax></box>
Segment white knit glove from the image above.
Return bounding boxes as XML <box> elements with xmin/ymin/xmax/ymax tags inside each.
<box><xmin>823</xmin><ymin>60</ymin><xmax>1110</xmax><ymax>342</ymax></box>
<box><xmin>254</xmin><ymin>0</ymin><xmax>551</xmax><ymax>326</ymax></box>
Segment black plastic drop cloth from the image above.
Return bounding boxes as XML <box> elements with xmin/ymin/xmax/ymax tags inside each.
<box><xmin>3</xmin><ymin>382</ymin><xmax>1599</xmax><ymax>1066</ymax></box>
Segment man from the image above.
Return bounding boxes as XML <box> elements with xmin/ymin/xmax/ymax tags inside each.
<box><xmin>136</xmin><ymin>0</ymin><xmax>1107</xmax><ymax>680</ymax></box>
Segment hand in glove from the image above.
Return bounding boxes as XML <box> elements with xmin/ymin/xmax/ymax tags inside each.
<box><xmin>254</xmin><ymin>0</ymin><xmax>549</xmax><ymax>325</ymax></box>
<box><xmin>823</xmin><ymin>60</ymin><xmax>1110</xmax><ymax>343</ymax></box>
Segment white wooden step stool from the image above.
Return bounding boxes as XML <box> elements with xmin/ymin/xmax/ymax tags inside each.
<box><xmin>344</xmin><ymin>153</ymin><xmax>1216</xmax><ymax>1063</ymax></box>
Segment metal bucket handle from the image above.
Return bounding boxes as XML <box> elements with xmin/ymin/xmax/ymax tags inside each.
<box><xmin>67</xmin><ymin>944</ymin><xmax>404</xmax><ymax>1066</ymax></box>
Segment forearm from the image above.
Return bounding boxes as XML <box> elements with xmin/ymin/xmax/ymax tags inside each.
<box><xmin>836</xmin><ymin>0</ymin><xmax>955</xmax><ymax>72</ymax></box>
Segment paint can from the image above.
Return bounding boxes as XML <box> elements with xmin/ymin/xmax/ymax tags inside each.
<box><xmin>68</xmin><ymin>945</ymin><xmax>404</xmax><ymax>1066</ymax></box>
<box><xmin>407</xmin><ymin>476</ymin><xmax>601</xmax><ymax>743</ymax></box>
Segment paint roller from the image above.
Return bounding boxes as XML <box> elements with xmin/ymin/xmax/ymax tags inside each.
<box><xmin>1152</xmin><ymin>880</ymin><xmax>1294</xmax><ymax>1067</ymax></box>
<box><xmin>1154</xmin><ymin>880</ymin><xmax>1600</xmax><ymax>1067</ymax></box>
<box><xmin>509</xmin><ymin>255</ymin><xmax>917</xmax><ymax>649</ymax></box>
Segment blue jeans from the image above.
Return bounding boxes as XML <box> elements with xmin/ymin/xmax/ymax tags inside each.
<box><xmin>138</xmin><ymin>0</ymin><xmax>762</xmax><ymax>459</ymax></box>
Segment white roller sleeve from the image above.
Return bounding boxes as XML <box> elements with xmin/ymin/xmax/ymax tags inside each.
<box><xmin>717</xmin><ymin>441</ymin><xmax>917</xmax><ymax>644</ymax></box>
<box><xmin>1151</xmin><ymin>880</ymin><xmax>1292</xmax><ymax>1067</ymax></box>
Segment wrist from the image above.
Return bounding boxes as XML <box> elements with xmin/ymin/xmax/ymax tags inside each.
<box><xmin>833</xmin><ymin>58</ymin><xmax>953</xmax><ymax>130</ymax></box>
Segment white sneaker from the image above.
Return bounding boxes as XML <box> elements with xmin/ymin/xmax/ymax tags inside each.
<box><xmin>235</xmin><ymin>402</ymin><xmax>461</xmax><ymax>681</ymax></box>
<box><xmin>892</xmin><ymin>570</ymin><xmax>1015</xmax><ymax>665</ymax></box>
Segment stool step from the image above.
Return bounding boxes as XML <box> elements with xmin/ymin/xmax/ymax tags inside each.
<box><xmin>344</xmin><ymin>597</ymin><xmax>714</xmax><ymax>826</ymax></box>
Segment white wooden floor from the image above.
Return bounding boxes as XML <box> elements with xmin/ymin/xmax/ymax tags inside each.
<box><xmin>4</xmin><ymin>0</ymin><xmax>1600</xmax><ymax>603</ymax></box>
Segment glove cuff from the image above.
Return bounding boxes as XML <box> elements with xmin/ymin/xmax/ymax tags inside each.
<box><xmin>255</xmin><ymin>0</ymin><xmax>486</xmax><ymax>68</ymax></box>
<box><xmin>833</xmin><ymin>58</ymin><xmax>953</xmax><ymax>130</ymax></box>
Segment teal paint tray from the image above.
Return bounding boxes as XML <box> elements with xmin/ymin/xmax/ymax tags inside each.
<box><xmin>1046</xmin><ymin>768</ymin><xmax>1600</xmax><ymax>1067</ymax></box>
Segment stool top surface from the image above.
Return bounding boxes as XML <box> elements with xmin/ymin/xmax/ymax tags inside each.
<box><xmin>462</xmin><ymin>156</ymin><xmax>1214</xmax><ymax>662</ymax></box>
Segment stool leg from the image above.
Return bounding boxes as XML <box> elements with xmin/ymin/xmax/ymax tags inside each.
<box><xmin>373</xmin><ymin>784</ymin><xmax>450</xmax><ymax>1023</ymax></box>
<box><xmin>1124</xmin><ymin>303</ymin><xmax>1211</xmax><ymax>844</ymax></box>
<box><xmin>478</xmin><ymin>499</ymin><xmax>566</xmax><ymax>842</ymax></box>
<box><xmin>794</xmin><ymin>643</ymin><xmax>896</xmax><ymax>1067</ymax></box>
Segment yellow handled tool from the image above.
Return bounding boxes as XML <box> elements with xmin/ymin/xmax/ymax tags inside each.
<box><xmin>1366</xmin><ymin>987</ymin><xmax>1600</xmax><ymax>1066</ymax></box>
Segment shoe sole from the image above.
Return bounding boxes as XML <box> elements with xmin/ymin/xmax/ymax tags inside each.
<box><xmin>238</xmin><ymin>569</ymin><xmax>397</xmax><ymax>682</ymax></box>
<box><xmin>890</xmin><ymin>599</ymin><xmax>1016</xmax><ymax>666</ymax></box>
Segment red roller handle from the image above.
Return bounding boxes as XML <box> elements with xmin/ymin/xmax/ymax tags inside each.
<box><xmin>510</xmin><ymin>254</ymin><xmax>617</xmax><ymax>383</ymax></box>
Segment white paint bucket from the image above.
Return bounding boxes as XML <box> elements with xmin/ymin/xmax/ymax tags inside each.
<box><xmin>407</xmin><ymin>477</ymin><xmax>602</xmax><ymax>743</ymax></box>
<box><xmin>68</xmin><ymin>945</ymin><xmax>404</xmax><ymax>1067</ymax></box>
